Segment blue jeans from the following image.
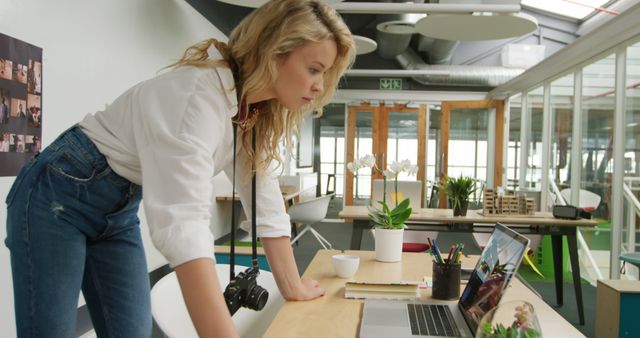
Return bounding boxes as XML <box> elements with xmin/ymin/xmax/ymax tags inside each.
<box><xmin>5</xmin><ymin>126</ymin><xmax>151</xmax><ymax>338</ymax></box>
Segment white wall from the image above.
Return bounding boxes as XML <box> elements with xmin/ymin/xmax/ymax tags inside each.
<box><xmin>0</xmin><ymin>0</ymin><xmax>232</xmax><ymax>335</ymax></box>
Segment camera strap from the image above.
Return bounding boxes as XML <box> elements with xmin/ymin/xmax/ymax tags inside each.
<box><xmin>229</xmin><ymin>122</ymin><xmax>259</xmax><ymax>283</ymax></box>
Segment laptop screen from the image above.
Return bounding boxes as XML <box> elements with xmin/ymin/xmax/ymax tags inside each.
<box><xmin>371</xmin><ymin>179</ymin><xmax>422</xmax><ymax>210</ymax></box>
<box><xmin>458</xmin><ymin>223</ymin><xmax>530</xmax><ymax>333</ymax></box>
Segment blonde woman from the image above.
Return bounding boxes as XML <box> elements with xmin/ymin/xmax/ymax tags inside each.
<box><xmin>5</xmin><ymin>0</ymin><xmax>355</xmax><ymax>337</ymax></box>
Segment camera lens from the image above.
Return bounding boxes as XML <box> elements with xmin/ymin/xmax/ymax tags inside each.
<box><xmin>245</xmin><ymin>285</ymin><xmax>269</xmax><ymax>311</ymax></box>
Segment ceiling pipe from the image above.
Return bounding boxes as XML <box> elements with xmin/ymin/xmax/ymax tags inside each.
<box><xmin>415</xmin><ymin>36</ymin><xmax>459</xmax><ymax>65</ymax></box>
<box><xmin>331</xmin><ymin>3</ymin><xmax>521</xmax><ymax>14</ymax></box>
<box><xmin>394</xmin><ymin>48</ymin><xmax>524</xmax><ymax>86</ymax></box>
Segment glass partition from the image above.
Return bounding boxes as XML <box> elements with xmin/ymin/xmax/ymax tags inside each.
<box><xmin>627</xmin><ymin>43</ymin><xmax>640</xmax><ymax>179</ymax></box>
<box><xmin>386</xmin><ymin>111</ymin><xmax>419</xmax><ymax>181</ymax></box>
<box><xmin>319</xmin><ymin>103</ymin><xmax>346</xmax><ymax>197</ymax></box>
<box><xmin>507</xmin><ymin>94</ymin><xmax>522</xmax><ymax>191</ymax></box>
<box><xmin>354</xmin><ymin>112</ymin><xmax>373</xmax><ymax>201</ymax></box>
<box><xmin>526</xmin><ymin>86</ymin><xmax>544</xmax><ymax>189</ymax></box>
<box><xmin>624</xmin><ymin>42</ymin><xmax>640</xmax><ymax>263</ymax></box>
<box><xmin>582</xmin><ymin>53</ymin><xmax>615</xmax><ymax>220</ymax></box>
<box><xmin>550</xmin><ymin>75</ymin><xmax>574</xmax><ymax>193</ymax></box>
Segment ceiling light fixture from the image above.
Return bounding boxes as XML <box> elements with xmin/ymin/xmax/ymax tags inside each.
<box><xmin>353</xmin><ymin>35</ymin><xmax>377</xmax><ymax>55</ymax></box>
<box><xmin>415</xmin><ymin>12</ymin><xmax>538</xmax><ymax>41</ymax></box>
<box><xmin>217</xmin><ymin>0</ymin><xmax>343</xmax><ymax>8</ymax></box>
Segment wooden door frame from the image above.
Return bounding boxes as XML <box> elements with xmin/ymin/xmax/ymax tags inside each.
<box><xmin>438</xmin><ymin>100</ymin><xmax>505</xmax><ymax>207</ymax></box>
<box><xmin>345</xmin><ymin>103</ymin><xmax>427</xmax><ymax>206</ymax></box>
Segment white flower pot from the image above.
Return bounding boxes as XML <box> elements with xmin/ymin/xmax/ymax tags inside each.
<box><xmin>374</xmin><ymin>228</ymin><xmax>404</xmax><ymax>262</ymax></box>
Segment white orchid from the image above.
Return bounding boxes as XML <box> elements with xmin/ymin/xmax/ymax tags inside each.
<box><xmin>406</xmin><ymin>164</ymin><xmax>419</xmax><ymax>176</ymax></box>
<box><xmin>388</xmin><ymin>160</ymin><xmax>418</xmax><ymax>177</ymax></box>
<box><xmin>383</xmin><ymin>169</ymin><xmax>397</xmax><ymax>179</ymax></box>
<box><xmin>347</xmin><ymin>154</ymin><xmax>420</xmax><ymax>208</ymax></box>
<box><xmin>346</xmin><ymin>154</ymin><xmax>377</xmax><ymax>174</ymax></box>
<box><xmin>389</xmin><ymin>160</ymin><xmax>404</xmax><ymax>174</ymax></box>
<box><xmin>361</xmin><ymin>154</ymin><xmax>376</xmax><ymax>168</ymax></box>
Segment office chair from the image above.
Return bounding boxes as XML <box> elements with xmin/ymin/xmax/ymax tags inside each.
<box><xmin>288</xmin><ymin>194</ymin><xmax>334</xmax><ymax>249</ymax></box>
<box><xmin>560</xmin><ymin>188</ymin><xmax>601</xmax><ymax>212</ymax></box>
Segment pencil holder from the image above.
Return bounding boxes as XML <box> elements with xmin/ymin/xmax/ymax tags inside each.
<box><xmin>432</xmin><ymin>261</ymin><xmax>461</xmax><ymax>300</ymax></box>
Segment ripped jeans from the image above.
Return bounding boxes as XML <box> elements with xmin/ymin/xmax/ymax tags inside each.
<box><xmin>5</xmin><ymin>126</ymin><xmax>151</xmax><ymax>338</ymax></box>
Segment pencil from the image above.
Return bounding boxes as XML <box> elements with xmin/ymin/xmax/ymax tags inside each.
<box><xmin>456</xmin><ymin>244</ymin><xmax>465</xmax><ymax>263</ymax></box>
<box><xmin>446</xmin><ymin>245</ymin><xmax>455</xmax><ymax>263</ymax></box>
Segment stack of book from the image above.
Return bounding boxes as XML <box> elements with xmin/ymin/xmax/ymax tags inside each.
<box><xmin>344</xmin><ymin>282</ymin><xmax>419</xmax><ymax>300</ymax></box>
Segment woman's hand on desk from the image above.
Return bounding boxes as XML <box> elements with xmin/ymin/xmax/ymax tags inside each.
<box><xmin>289</xmin><ymin>277</ymin><xmax>325</xmax><ymax>301</ymax></box>
<box><xmin>260</xmin><ymin>236</ymin><xmax>325</xmax><ymax>301</ymax></box>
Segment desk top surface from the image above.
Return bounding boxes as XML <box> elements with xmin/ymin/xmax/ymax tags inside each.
<box><xmin>339</xmin><ymin>205</ymin><xmax>597</xmax><ymax>227</ymax></box>
<box><xmin>263</xmin><ymin>250</ymin><xmax>585</xmax><ymax>338</ymax></box>
<box><xmin>215</xmin><ymin>185</ymin><xmax>316</xmax><ymax>202</ymax></box>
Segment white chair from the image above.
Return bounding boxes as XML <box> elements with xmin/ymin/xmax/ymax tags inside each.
<box><xmin>151</xmin><ymin>264</ymin><xmax>284</xmax><ymax>338</ymax></box>
<box><xmin>288</xmin><ymin>194</ymin><xmax>334</xmax><ymax>249</ymax></box>
<box><xmin>560</xmin><ymin>188</ymin><xmax>602</xmax><ymax>212</ymax></box>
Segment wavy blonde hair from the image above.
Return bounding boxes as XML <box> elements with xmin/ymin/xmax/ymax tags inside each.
<box><xmin>170</xmin><ymin>0</ymin><xmax>355</xmax><ymax>173</ymax></box>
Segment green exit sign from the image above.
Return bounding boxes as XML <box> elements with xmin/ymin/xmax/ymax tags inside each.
<box><xmin>380</xmin><ymin>78</ymin><xmax>402</xmax><ymax>90</ymax></box>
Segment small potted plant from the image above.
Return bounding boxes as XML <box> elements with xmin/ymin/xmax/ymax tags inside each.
<box><xmin>476</xmin><ymin>300</ymin><xmax>542</xmax><ymax>338</ymax></box>
<box><xmin>441</xmin><ymin>175</ymin><xmax>477</xmax><ymax>216</ymax></box>
<box><xmin>368</xmin><ymin>199</ymin><xmax>412</xmax><ymax>262</ymax></box>
<box><xmin>347</xmin><ymin>155</ymin><xmax>417</xmax><ymax>262</ymax></box>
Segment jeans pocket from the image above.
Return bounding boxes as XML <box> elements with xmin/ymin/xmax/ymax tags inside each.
<box><xmin>47</xmin><ymin>149</ymin><xmax>111</xmax><ymax>183</ymax></box>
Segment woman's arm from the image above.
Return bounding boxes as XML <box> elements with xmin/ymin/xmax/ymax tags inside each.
<box><xmin>261</xmin><ymin>236</ymin><xmax>325</xmax><ymax>300</ymax></box>
<box><xmin>174</xmin><ymin>258</ymin><xmax>240</xmax><ymax>338</ymax></box>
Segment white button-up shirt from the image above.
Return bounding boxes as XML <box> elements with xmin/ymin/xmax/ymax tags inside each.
<box><xmin>79</xmin><ymin>48</ymin><xmax>291</xmax><ymax>268</ymax></box>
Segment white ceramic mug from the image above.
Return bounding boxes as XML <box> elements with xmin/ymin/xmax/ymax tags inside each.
<box><xmin>331</xmin><ymin>254</ymin><xmax>360</xmax><ymax>278</ymax></box>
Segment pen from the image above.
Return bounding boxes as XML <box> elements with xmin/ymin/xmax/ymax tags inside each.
<box><xmin>450</xmin><ymin>244</ymin><xmax>461</xmax><ymax>265</ymax></box>
<box><xmin>432</xmin><ymin>240</ymin><xmax>442</xmax><ymax>264</ymax></box>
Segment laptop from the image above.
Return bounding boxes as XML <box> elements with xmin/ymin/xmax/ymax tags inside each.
<box><xmin>372</xmin><ymin>179</ymin><xmax>422</xmax><ymax>211</ymax></box>
<box><xmin>360</xmin><ymin>223</ymin><xmax>530</xmax><ymax>338</ymax></box>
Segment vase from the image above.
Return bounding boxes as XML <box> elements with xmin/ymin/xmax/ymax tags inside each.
<box><xmin>453</xmin><ymin>200</ymin><xmax>469</xmax><ymax>216</ymax></box>
<box><xmin>475</xmin><ymin>300</ymin><xmax>542</xmax><ymax>338</ymax></box>
<box><xmin>374</xmin><ymin>228</ymin><xmax>404</xmax><ymax>262</ymax></box>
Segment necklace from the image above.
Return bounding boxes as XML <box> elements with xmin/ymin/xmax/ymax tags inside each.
<box><xmin>237</xmin><ymin>104</ymin><xmax>259</xmax><ymax>130</ymax></box>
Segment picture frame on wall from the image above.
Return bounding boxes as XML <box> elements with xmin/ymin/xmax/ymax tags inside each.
<box><xmin>0</xmin><ymin>33</ymin><xmax>43</xmax><ymax>176</ymax></box>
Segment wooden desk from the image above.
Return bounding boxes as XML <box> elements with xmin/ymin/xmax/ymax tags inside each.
<box><xmin>338</xmin><ymin>206</ymin><xmax>596</xmax><ymax>325</ymax></box>
<box><xmin>215</xmin><ymin>185</ymin><xmax>316</xmax><ymax>203</ymax></box>
<box><xmin>263</xmin><ymin>250</ymin><xmax>585</xmax><ymax>338</ymax></box>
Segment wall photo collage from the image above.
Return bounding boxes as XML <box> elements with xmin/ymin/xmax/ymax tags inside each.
<box><xmin>0</xmin><ymin>33</ymin><xmax>43</xmax><ymax>176</ymax></box>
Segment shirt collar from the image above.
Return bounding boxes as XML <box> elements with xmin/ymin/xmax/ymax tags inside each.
<box><xmin>207</xmin><ymin>44</ymin><xmax>238</xmax><ymax>116</ymax></box>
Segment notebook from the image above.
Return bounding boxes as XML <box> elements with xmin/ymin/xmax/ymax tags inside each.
<box><xmin>371</xmin><ymin>179</ymin><xmax>422</xmax><ymax>211</ymax></box>
<box><xmin>359</xmin><ymin>223</ymin><xmax>530</xmax><ymax>338</ymax></box>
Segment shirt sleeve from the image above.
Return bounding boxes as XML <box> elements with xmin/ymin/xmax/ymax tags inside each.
<box><xmin>224</xmin><ymin>142</ymin><xmax>292</xmax><ymax>239</ymax></box>
<box><xmin>135</xmin><ymin>69</ymin><xmax>229</xmax><ymax>268</ymax></box>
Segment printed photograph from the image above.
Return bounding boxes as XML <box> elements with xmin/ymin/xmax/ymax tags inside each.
<box><xmin>27</xmin><ymin>93</ymin><xmax>41</xmax><ymax>128</ymax></box>
<box><xmin>10</xmin><ymin>98</ymin><xmax>27</xmax><ymax>118</ymax></box>
<box><xmin>0</xmin><ymin>58</ymin><xmax>13</xmax><ymax>80</ymax></box>
<box><xmin>13</xmin><ymin>63</ymin><xmax>27</xmax><ymax>84</ymax></box>
<box><xmin>9</xmin><ymin>133</ymin><xmax>25</xmax><ymax>153</ymax></box>
<box><xmin>0</xmin><ymin>88</ymin><xmax>10</xmax><ymax>124</ymax></box>
<box><xmin>0</xmin><ymin>133</ymin><xmax>9</xmax><ymax>152</ymax></box>
<box><xmin>24</xmin><ymin>134</ymin><xmax>40</xmax><ymax>153</ymax></box>
<box><xmin>27</xmin><ymin>59</ymin><xmax>42</xmax><ymax>94</ymax></box>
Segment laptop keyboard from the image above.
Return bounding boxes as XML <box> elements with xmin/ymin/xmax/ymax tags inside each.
<box><xmin>407</xmin><ymin>304</ymin><xmax>461</xmax><ymax>337</ymax></box>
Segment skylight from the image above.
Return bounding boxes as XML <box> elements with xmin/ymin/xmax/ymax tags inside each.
<box><xmin>522</xmin><ymin>0</ymin><xmax>615</xmax><ymax>20</ymax></box>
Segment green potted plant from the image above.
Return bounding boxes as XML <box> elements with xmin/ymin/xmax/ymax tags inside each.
<box><xmin>367</xmin><ymin>199</ymin><xmax>412</xmax><ymax>261</ymax></box>
<box><xmin>476</xmin><ymin>300</ymin><xmax>542</xmax><ymax>338</ymax></box>
<box><xmin>442</xmin><ymin>175</ymin><xmax>477</xmax><ymax>216</ymax></box>
<box><xmin>347</xmin><ymin>155</ymin><xmax>417</xmax><ymax>262</ymax></box>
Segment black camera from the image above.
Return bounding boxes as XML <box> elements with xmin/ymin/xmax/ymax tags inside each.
<box><xmin>223</xmin><ymin>267</ymin><xmax>269</xmax><ymax>315</ymax></box>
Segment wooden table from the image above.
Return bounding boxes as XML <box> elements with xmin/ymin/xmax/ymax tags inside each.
<box><xmin>338</xmin><ymin>206</ymin><xmax>597</xmax><ymax>325</ymax></box>
<box><xmin>263</xmin><ymin>250</ymin><xmax>585</xmax><ymax>338</ymax></box>
<box><xmin>215</xmin><ymin>185</ymin><xmax>317</xmax><ymax>204</ymax></box>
